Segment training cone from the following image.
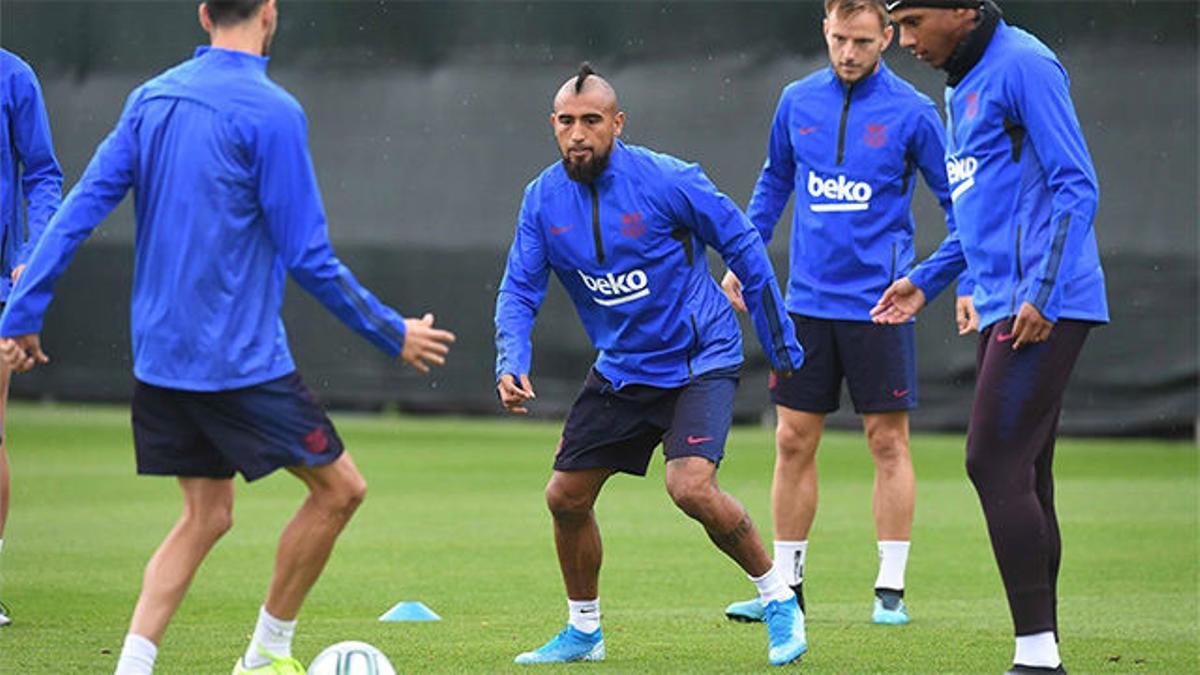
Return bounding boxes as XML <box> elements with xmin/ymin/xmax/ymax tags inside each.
<box><xmin>379</xmin><ymin>601</ymin><xmax>442</xmax><ymax>622</ymax></box>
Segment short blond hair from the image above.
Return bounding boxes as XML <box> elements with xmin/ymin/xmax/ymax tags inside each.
<box><xmin>824</xmin><ymin>0</ymin><xmax>890</xmax><ymax>30</ymax></box>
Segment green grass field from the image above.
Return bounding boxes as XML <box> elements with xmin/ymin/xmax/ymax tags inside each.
<box><xmin>0</xmin><ymin>403</ymin><xmax>1195</xmax><ymax>673</ymax></box>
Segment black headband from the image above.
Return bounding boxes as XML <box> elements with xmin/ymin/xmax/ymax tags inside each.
<box><xmin>885</xmin><ymin>0</ymin><xmax>982</xmax><ymax>10</ymax></box>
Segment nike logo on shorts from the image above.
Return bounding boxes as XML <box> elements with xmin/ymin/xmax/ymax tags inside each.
<box><xmin>686</xmin><ymin>435</ymin><xmax>713</xmax><ymax>445</ymax></box>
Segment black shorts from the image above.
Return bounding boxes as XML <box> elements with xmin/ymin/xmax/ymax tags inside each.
<box><xmin>770</xmin><ymin>314</ymin><xmax>916</xmax><ymax>414</ymax></box>
<box><xmin>132</xmin><ymin>371</ymin><xmax>344</xmax><ymax>482</ymax></box>
<box><xmin>554</xmin><ymin>365</ymin><xmax>740</xmax><ymax>476</ymax></box>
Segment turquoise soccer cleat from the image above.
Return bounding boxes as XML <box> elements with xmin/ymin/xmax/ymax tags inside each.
<box><xmin>514</xmin><ymin>625</ymin><xmax>605</xmax><ymax>664</ymax></box>
<box><xmin>871</xmin><ymin>589</ymin><xmax>909</xmax><ymax>625</ymax></box>
<box><xmin>724</xmin><ymin>597</ymin><xmax>765</xmax><ymax>623</ymax></box>
<box><xmin>764</xmin><ymin>595</ymin><xmax>807</xmax><ymax>666</ymax></box>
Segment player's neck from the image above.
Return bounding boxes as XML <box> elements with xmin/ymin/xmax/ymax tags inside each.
<box><xmin>209</xmin><ymin>29</ymin><xmax>267</xmax><ymax>57</ymax></box>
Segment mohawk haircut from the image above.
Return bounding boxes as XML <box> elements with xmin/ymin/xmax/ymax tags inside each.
<box><xmin>205</xmin><ymin>0</ymin><xmax>267</xmax><ymax>27</ymax></box>
<box><xmin>574</xmin><ymin>62</ymin><xmax>599</xmax><ymax>94</ymax></box>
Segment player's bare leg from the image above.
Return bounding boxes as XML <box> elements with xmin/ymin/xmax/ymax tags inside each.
<box><xmin>864</xmin><ymin>410</ymin><xmax>914</xmax><ymax>623</ymax></box>
<box><xmin>266</xmin><ymin>451</ymin><xmax>367</xmax><ymax>619</ymax></box>
<box><xmin>667</xmin><ymin>456</ymin><xmax>805</xmax><ymax>664</ymax></box>
<box><xmin>544</xmin><ymin>468</ymin><xmax>613</xmax><ymax>600</ymax></box>
<box><xmin>773</xmin><ymin>408</ymin><xmax>824</xmax><ymax>540</ymax></box>
<box><xmin>864</xmin><ymin>411</ymin><xmax>914</xmax><ymax>540</ymax></box>
<box><xmin>127</xmin><ymin>477</ymin><xmax>235</xmax><ymax>643</ymax></box>
<box><xmin>665</xmin><ymin>456</ymin><xmax>772</xmax><ymax>574</ymax></box>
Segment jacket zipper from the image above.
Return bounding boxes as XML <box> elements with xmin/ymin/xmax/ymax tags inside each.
<box><xmin>588</xmin><ymin>183</ymin><xmax>604</xmax><ymax>265</ymax></box>
<box><xmin>687</xmin><ymin>314</ymin><xmax>699</xmax><ymax>380</ymax></box>
<box><xmin>1010</xmin><ymin>224</ymin><xmax>1022</xmax><ymax>316</ymax></box>
<box><xmin>836</xmin><ymin>82</ymin><xmax>854</xmax><ymax>165</ymax></box>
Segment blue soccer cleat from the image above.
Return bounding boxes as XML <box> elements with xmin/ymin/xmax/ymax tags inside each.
<box><xmin>764</xmin><ymin>595</ymin><xmax>807</xmax><ymax>666</ymax></box>
<box><xmin>725</xmin><ymin>597</ymin><xmax>765</xmax><ymax>623</ymax></box>
<box><xmin>514</xmin><ymin>625</ymin><xmax>605</xmax><ymax>664</ymax></box>
<box><xmin>872</xmin><ymin>589</ymin><xmax>909</xmax><ymax>625</ymax></box>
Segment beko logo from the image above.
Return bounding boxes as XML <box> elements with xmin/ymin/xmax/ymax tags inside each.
<box><xmin>806</xmin><ymin>171</ymin><xmax>872</xmax><ymax>212</ymax></box>
<box><xmin>577</xmin><ymin>269</ymin><xmax>650</xmax><ymax>306</ymax></box>
<box><xmin>947</xmin><ymin>156</ymin><xmax>978</xmax><ymax>201</ymax></box>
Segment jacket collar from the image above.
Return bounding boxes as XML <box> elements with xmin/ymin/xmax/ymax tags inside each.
<box><xmin>942</xmin><ymin>0</ymin><xmax>1002</xmax><ymax>87</ymax></box>
<box><xmin>194</xmin><ymin>46</ymin><xmax>270</xmax><ymax>72</ymax></box>
<box><xmin>828</xmin><ymin>58</ymin><xmax>891</xmax><ymax>96</ymax></box>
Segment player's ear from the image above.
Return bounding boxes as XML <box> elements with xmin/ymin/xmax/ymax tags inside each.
<box><xmin>613</xmin><ymin>111</ymin><xmax>625</xmax><ymax>138</ymax></box>
<box><xmin>882</xmin><ymin>22</ymin><xmax>895</xmax><ymax>50</ymax></box>
<box><xmin>198</xmin><ymin>2</ymin><xmax>214</xmax><ymax>34</ymax></box>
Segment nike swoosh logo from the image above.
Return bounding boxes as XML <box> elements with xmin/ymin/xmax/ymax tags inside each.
<box><xmin>892</xmin><ymin>388</ymin><xmax>910</xmax><ymax>399</ymax></box>
<box><xmin>797</xmin><ymin>126</ymin><xmax>817</xmax><ymax>135</ymax></box>
<box><xmin>550</xmin><ymin>225</ymin><xmax>573</xmax><ymax>235</ymax></box>
<box><xmin>996</xmin><ymin>331</ymin><xmax>1015</xmax><ymax>342</ymax></box>
<box><xmin>687</xmin><ymin>435</ymin><xmax>713</xmax><ymax>445</ymax></box>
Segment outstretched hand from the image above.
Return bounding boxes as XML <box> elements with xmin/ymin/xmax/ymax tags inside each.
<box><xmin>871</xmin><ymin>278</ymin><xmax>926</xmax><ymax>324</ymax></box>
<box><xmin>400</xmin><ymin>313</ymin><xmax>456</xmax><ymax>373</ymax></box>
<box><xmin>720</xmin><ymin>270</ymin><xmax>747</xmax><ymax>313</ymax></box>
<box><xmin>497</xmin><ymin>373</ymin><xmax>536</xmax><ymax>414</ymax></box>
<box><xmin>0</xmin><ymin>334</ymin><xmax>49</xmax><ymax>373</ymax></box>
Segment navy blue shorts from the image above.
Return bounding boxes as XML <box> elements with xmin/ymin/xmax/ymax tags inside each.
<box><xmin>132</xmin><ymin>371</ymin><xmax>344</xmax><ymax>482</ymax></box>
<box><xmin>554</xmin><ymin>365</ymin><xmax>739</xmax><ymax>476</ymax></box>
<box><xmin>770</xmin><ymin>314</ymin><xmax>916</xmax><ymax>414</ymax></box>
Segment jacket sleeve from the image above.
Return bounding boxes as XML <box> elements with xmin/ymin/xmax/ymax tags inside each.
<box><xmin>744</xmin><ymin>87</ymin><xmax>795</xmax><ymax>246</ymax></box>
<box><xmin>494</xmin><ymin>187</ymin><xmax>549</xmax><ymax>380</ymax></box>
<box><xmin>1008</xmin><ymin>53</ymin><xmax>1099</xmax><ymax>322</ymax></box>
<box><xmin>0</xmin><ymin>90</ymin><xmax>138</xmax><ymax>337</ymax></box>
<box><xmin>10</xmin><ymin>64</ymin><xmax>63</xmax><ymax>265</ymax></box>
<box><xmin>256</xmin><ymin>105</ymin><xmax>407</xmax><ymax>357</ymax></box>
<box><xmin>906</xmin><ymin>102</ymin><xmax>968</xmax><ymax>302</ymax></box>
<box><xmin>672</xmin><ymin>164</ymin><xmax>803</xmax><ymax>374</ymax></box>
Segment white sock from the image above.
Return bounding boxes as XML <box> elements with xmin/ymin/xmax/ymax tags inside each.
<box><xmin>1014</xmin><ymin>631</ymin><xmax>1061</xmax><ymax>668</ymax></box>
<box><xmin>567</xmin><ymin>598</ymin><xmax>600</xmax><ymax>634</ymax></box>
<box><xmin>749</xmin><ymin>564</ymin><xmax>794</xmax><ymax>604</ymax></box>
<box><xmin>773</xmin><ymin>540</ymin><xmax>807</xmax><ymax>587</ymax></box>
<box><xmin>243</xmin><ymin>605</ymin><xmax>297</xmax><ymax>667</ymax></box>
<box><xmin>874</xmin><ymin>540</ymin><xmax>910</xmax><ymax>591</ymax></box>
<box><xmin>114</xmin><ymin>633</ymin><xmax>157</xmax><ymax>675</ymax></box>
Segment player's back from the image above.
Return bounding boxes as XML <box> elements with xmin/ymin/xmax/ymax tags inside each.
<box><xmin>124</xmin><ymin>47</ymin><xmax>304</xmax><ymax>391</ymax></box>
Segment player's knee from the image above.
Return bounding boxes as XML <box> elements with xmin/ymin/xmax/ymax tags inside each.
<box><xmin>868</xmin><ymin>431</ymin><xmax>909</xmax><ymax>468</ymax></box>
<box><xmin>776</xmin><ymin>420</ymin><xmax>817</xmax><ymax>464</ymax></box>
<box><xmin>544</xmin><ymin>482</ymin><xmax>592</xmax><ymax>522</ymax></box>
<box><xmin>965</xmin><ymin>450</ymin><xmax>1004</xmax><ymax>496</ymax></box>
<box><xmin>665</xmin><ymin>473</ymin><xmax>716</xmax><ymax>518</ymax></box>
<box><xmin>184</xmin><ymin>506</ymin><xmax>233</xmax><ymax>541</ymax></box>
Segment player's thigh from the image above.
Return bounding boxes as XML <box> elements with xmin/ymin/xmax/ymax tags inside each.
<box><xmin>555</xmin><ymin>368</ymin><xmax>664</xmax><ymax>477</ymax></box>
<box><xmin>837</xmin><ymin>320</ymin><xmax>917</xmax><ymax>414</ymax></box>
<box><xmin>191</xmin><ymin>371</ymin><xmax>345</xmax><ymax>483</ymax></box>
<box><xmin>661</xmin><ymin>365</ymin><xmax>738</xmax><ymax>466</ymax></box>
<box><xmin>771</xmin><ymin>315</ymin><xmax>842</xmax><ymax>414</ymax></box>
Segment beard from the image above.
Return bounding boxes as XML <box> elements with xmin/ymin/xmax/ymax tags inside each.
<box><xmin>561</xmin><ymin>146</ymin><xmax>611</xmax><ymax>184</ymax></box>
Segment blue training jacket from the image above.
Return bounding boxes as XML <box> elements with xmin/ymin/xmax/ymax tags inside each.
<box><xmin>495</xmin><ymin>140</ymin><xmax>804</xmax><ymax>390</ymax></box>
<box><xmin>0</xmin><ymin>49</ymin><xmax>62</xmax><ymax>302</ymax></box>
<box><xmin>0</xmin><ymin>47</ymin><xmax>408</xmax><ymax>391</ymax></box>
<box><xmin>908</xmin><ymin>22</ymin><xmax>1109</xmax><ymax>328</ymax></box>
<box><xmin>747</xmin><ymin>60</ymin><xmax>956</xmax><ymax>320</ymax></box>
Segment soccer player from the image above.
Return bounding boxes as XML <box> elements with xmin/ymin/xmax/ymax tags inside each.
<box><xmin>495</xmin><ymin>64</ymin><xmax>808</xmax><ymax>667</ymax></box>
<box><xmin>873</xmin><ymin>1</ymin><xmax>1108</xmax><ymax>672</ymax></box>
<box><xmin>0</xmin><ymin>47</ymin><xmax>63</xmax><ymax>628</ymax></box>
<box><xmin>721</xmin><ymin>0</ymin><xmax>955</xmax><ymax>626</ymax></box>
<box><xmin>0</xmin><ymin>2</ymin><xmax>455</xmax><ymax>673</ymax></box>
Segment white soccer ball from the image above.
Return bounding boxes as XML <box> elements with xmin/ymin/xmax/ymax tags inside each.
<box><xmin>307</xmin><ymin>640</ymin><xmax>397</xmax><ymax>675</ymax></box>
